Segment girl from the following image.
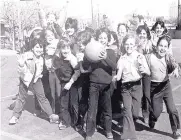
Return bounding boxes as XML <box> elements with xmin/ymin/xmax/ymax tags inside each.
<box><xmin>117</xmin><ymin>23</ymin><xmax>129</xmax><ymax>56</ymax></box>
<box><xmin>53</xmin><ymin>38</ymin><xmax>80</xmax><ymax>130</ymax></box>
<box><xmin>136</xmin><ymin>24</ymin><xmax>152</xmax><ymax>124</ymax></box>
<box><xmin>43</xmin><ymin>29</ymin><xmax>61</xmax><ymax>114</ymax></box>
<box><xmin>115</xmin><ymin>34</ymin><xmax>150</xmax><ymax>140</ymax></box>
<box><xmin>9</xmin><ymin>38</ymin><xmax>59</xmax><ymax>125</ymax></box>
<box><xmin>147</xmin><ymin>35</ymin><xmax>181</xmax><ymax>139</ymax></box>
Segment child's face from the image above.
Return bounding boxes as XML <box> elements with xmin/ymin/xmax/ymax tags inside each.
<box><xmin>157</xmin><ymin>39</ymin><xmax>169</xmax><ymax>57</ymax></box>
<box><xmin>79</xmin><ymin>44</ymin><xmax>86</xmax><ymax>52</ymax></box>
<box><xmin>66</xmin><ymin>28</ymin><xmax>75</xmax><ymax>36</ymax></box>
<box><xmin>46</xmin><ymin>44</ymin><xmax>56</xmax><ymax>55</ymax></box>
<box><xmin>138</xmin><ymin>29</ymin><xmax>147</xmax><ymax>41</ymax></box>
<box><xmin>118</xmin><ymin>25</ymin><xmax>127</xmax><ymax>37</ymax></box>
<box><xmin>32</xmin><ymin>44</ymin><xmax>43</xmax><ymax>57</ymax></box>
<box><xmin>124</xmin><ymin>38</ymin><xmax>136</xmax><ymax>55</ymax></box>
<box><xmin>47</xmin><ymin>14</ymin><xmax>56</xmax><ymax>24</ymax></box>
<box><xmin>155</xmin><ymin>24</ymin><xmax>164</xmax><ymax>36</ymax></box>
<box><xmin>98</xmin><ymin>32</ymin><xmax>108</xmax><ymax>47</ymax></box>
<box><xmin>45</xmin><ymin>30</ymin><xmax>55</xmax><ymax>44</ymax></box>
<box><xmin>60</xmin><ymin>46</ymin><xmax>71</xmax><ymax>58</ymax></box>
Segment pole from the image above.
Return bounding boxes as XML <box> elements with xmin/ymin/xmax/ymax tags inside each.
<box><xmin>178</xmin><ymin>0</ymin><xmax>180</xmax><ymax>28</ymax></box>
<box><xmin>91</xmin><ymin>0</ymin><xmax>94</xmax><ymax>28</ymax></box>
<box><xmin>98</xmin><ymin>4</ymin><xmax>100</xmax><ymax>28</ymax></box>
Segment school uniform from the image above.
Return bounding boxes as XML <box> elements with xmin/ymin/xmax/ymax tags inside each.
<box><xmin>83</xmin><ymin>49</ymin><xmax>116</xmax><ymax>137</ymax></box>
<box><xmin>117</xmin><ymin>51</ymin><xmax>150</xmax><ymax>140</ymax></box>
<box><xmin>54</xmin><ymin>53</ymin><xmax>80</xmax><ymax>127</ymax></box>
<box><xmin>13</xmin><ymin>52</ymin><xmax>53</xmax><ymax>118</ymax></box>
<box><xmin>148</xmin><ymin>53</ymin><xmax>180</xmax><ymax>133</ymax></box>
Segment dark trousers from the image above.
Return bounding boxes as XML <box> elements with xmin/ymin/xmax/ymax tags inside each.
<box><xmin>13</xmin><ymin>79</ymin><xmax>53</xmax><ymax>118</ymax></box>
<box><xmin>149</xmin><ymin>80</ymin><xmax>180</xmax><ymax>133</ymax></box>
<box><xmin>142</xmin><ymin>75</ymin><xmax>151</xmax><ymax>119</ymax></box>
<box><xmin>86</xmin><ymin>82</ymin><xmax>112</xmax><ymax>137</ymax></box>
<box><xmin>49</xmin><ymin>71</ymin><xmax>61</xmax><ymax>114</ymax></box>
<box><xmin>59</xmin><ymin>83</ymin><xmax>71</xmax><ymax>126</ymax></box>
<box><xmin>121</xmin><ymin>80</ymin><xmax>142</xmax><ymax>140</ymax></box>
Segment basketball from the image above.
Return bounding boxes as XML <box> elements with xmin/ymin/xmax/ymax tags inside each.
<box><xmin>84</xmin><ymin>39</ymin><xmax>105</xmax><ymax>63</ymax></box>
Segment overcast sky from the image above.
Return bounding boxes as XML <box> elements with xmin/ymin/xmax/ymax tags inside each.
<box><xmin>40</xmin><ymin>0</ymin><xmax>177</xmax><ymax>19</ymax></box>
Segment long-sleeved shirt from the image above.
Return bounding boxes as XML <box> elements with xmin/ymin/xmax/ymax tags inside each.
<box><xmin>83</xmin><ymin>49</ymin><xmax>117</xmax><ymax>84</ymax></box>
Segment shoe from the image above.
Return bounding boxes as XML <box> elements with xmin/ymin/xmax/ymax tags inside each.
<box><xmin>149</xmin><ymin>120</ymin><xmax>155</xmax><ymax>129</ymax></box>
<box><xmin>9</xmin><ymin>116</ymin><xmax>18</xmax><ymax>125</ymax></box>
<box><xmin>85</xmin><ymin>136</ymin><xmax>92</xmax><ymax>140</ymax></box>
<box><xmin>75</xmin><ymin>124</ymin><xmax>83</xmax><ymax>131</ymax></box>
<box><xmin>49</xmin><ymin>114</ymin><xmax>59</xmax><ymax>124</ymax></box>
<box><xmin>58</xmin><ymin>121</ymin><xmax>69</xmax><ymax>130</ymax></box>
<box><xmin>173</xmin><ymin>131</ymin><xmax>181</xmax><ymax>139</ymax></box>
<box><xmin>106</xmin><ymin>132</ymin><xmax>113</xmax><ymax>139</ymax></box>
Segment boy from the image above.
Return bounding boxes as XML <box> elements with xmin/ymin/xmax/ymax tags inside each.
<box><xmin>53</xmin><ymin>38</ymin><xmax>80</xmax><ymax>130</ymax></box>
<box><xmin>83</xmin><ymin>39</ymin><xmax>117</xmax><ymax>140</ymax></box>
<box><xmin>9</xmin><ymin>38</ymin><xmax>59</xmax><ymax>125</ymax></box>
<box><xmin>148</xmin><ymin>35</ymin><xmax>181</xmax><ymax>139</ymax></box>
<box><xmin>115</xmin><ymin>34</ymin><xmax>150</xmax><ymax>140</ymax></box>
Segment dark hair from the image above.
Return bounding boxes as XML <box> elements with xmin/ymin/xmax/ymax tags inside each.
<box><xmin>136</xmin><ymin>25</ymin><xmax>151</xmax><ymax>40</ymax></box>
<box><xmin>85</xmin><ymin>27</ymin><xmax>95</xmax><ymax>36</ymax></box>
<box><xmin>110</xmin><ymin>31</ymin><xmax>119</xmax><ymax>46</ymax></box>
<box><xmin>151</xmin><ymin>21</ymin><xmax>168</xmax><ymax>35</ymax></box>
<box><xmin>28</xmin><ymin>38</ymin><xmax>44</xmax><ymax>51</ymax></box>
<box><xmin>157</xmin><ymin>35</ymin><xmax>171</xmax><ymax>47</ymax></box>
<box><xmin>117</xmin><ymin>23</ymin><xmax>129</xmax><ymax>32</ymax></box>
<box><xmin>57</xmin><ymin>37</ymin><xmax>71</xmax><ymax>49</ymax></box>
<box><xmin>77</xmin><ymin>30</ymin><xmax>92</xmax><ymax>46</ymax></box>
<box><xmin>95</xmin><ymin>27</ymin><xmax>111</xmax><ymax>42</ymax></box>
<box><xmin>65</xmin><ymin>18</ymin><xmax>78</xmax><ymax>31</ymax></box>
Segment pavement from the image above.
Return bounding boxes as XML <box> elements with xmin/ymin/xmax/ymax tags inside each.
<box><xmin>0</xmin><ymin>40</ymin><xmax>181</xmax><ymax>140</ymax></box>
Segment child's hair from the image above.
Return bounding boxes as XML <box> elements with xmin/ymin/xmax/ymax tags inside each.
<box><xmin>157</xmin><ymin>35</ymin><xmax>171</xmax><ymax>47</ymax></box>
<box><xmin>136</xmin><ymin>25</ymin><xmax>151</xmax><ymax>40</ymax></box>
<box><xmin>77</xmin><ymin>30</ymin><xmax>92</xmax><ymax>46</ymax></box>
<box><xmin>117</xmin><ymin>23</ymin><xmax>129</xmax><ymax>32</ymax></box>
<box><xmin>28</xmin><ymin>38</ymin><xmax>44</xmax><ymax>51</ymax></box>
<box><xmin>65</xmin><ymin>18</ymin><xmax>78</xmax><ymax>31</ymax></box>
<box><xmin>110</xmin><ymin>31</ymin><xmax>119</xmax><ymax>46</ymax></box>
<box><xmin>122</xmin><ymin>34</ymin><xmax>139</xmax><ymax>46</ymax></box>
<box><xmin>95</xmin><ymin>27</ymin><xmax>111</xmax><ymax>42</ymax></box>
<box><xmin>85</xmin><ymin>27</ymin><xmax>95</xmax><ymax>37</ymax></box>
<box><xmin>57</xmin><ymin>37</ymin><xmax>71</xmax><ymax>50</ymax></box>
<box><xmin>151</xmin><ymin>20</ymin><xmax>168</xmax><ymax>35</ymax></box>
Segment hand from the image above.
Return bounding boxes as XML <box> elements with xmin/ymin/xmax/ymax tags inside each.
<box><xmin>64</xmin><ymin>82</ymin><xmax>72</xmax><ymax>90</ymax></box>
<box><xmin>98</xmin><ymin>50</ymin><xmax>107</xmax><ymax>60</ymax></box>
<box><xmin>76</xmin><ymin>53</ymin><xmax>84</xmax><ymax>62</ymax></box>
<box><xmin>172</xmin><ymin>68</ymin><xmax>180</xmax><ymax>78</ymax></box>
<box><xmin>112</xmin><ymin>75</ymin><xmax>117</xmax><ymax>82</ymax></box>
<box><xmin>138</xmin><ymin>65</ymin><xmax>146</xmax><ymax>74</ymax></box>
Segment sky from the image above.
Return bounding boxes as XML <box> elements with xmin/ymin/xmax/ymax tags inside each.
<box><xmin>40</xmin><ymin>0</ymin><xmax>177</xmax><ymax>19</ymax></box>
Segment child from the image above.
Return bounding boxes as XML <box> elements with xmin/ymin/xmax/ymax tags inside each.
<box><xmin>148</xmin><ymin>35</ymin><xmax>181</xmax><ymax>139</ymax></box>
<box><xmin>53</xmin><ymin>38</ymin><xmax>80</xmax><ymax>130</ymax></box>
<box><xmin>74</xmin><ymin>29</ymin><xmax>93</xmax><ymax>131</ymax></box>
<box><xmin>136</xmin><ymin>24</ymin><xmax>152</xmax><ymax>124</ymax></box>
<box><xmin>84</xmin><ymin>27</ymin><xmax>117</xmax><ymax>139</ymax></box>
<box><xmin>9</xmin><ymin>38</ymin><xmax>59</xmax><ymax>125</ymax></box>
<box><xmin>44</xmin><ymin>29</ymin><xmax>61</xmax><ymax>114</ymax></box>
<box><xmin>115</xmin><ymin>34</ymin><xmax>150</xmax><ymax>140</ymax></box>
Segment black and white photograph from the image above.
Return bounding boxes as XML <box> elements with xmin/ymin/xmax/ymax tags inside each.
<box><xmin>0</xmin><ymin>0</ymin><xmax>181</xmax><ymax>140</ymax></box>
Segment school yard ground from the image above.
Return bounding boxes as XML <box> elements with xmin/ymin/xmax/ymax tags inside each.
<box><xmin>1</xmin><ymin>39</ymin><xmax>181</xmax><ymax>140</ymax></box>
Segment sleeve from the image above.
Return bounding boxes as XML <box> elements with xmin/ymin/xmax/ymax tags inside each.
<box><xmin>104</xmin><ymin>49</ymin><xmax>117</xmax><ymax>70</ymax></box>
<box><xmin>69</xmin><ymin>54</ymin><xmax>80</xmax><ymax>84</ymax></box>
<box><xmin>116</xmin><ymin>57</ymin><xmax>124</xmax><ymax>81</ymax></box>
<box><xmin>141</xmin><ymin>54</ymin><xmax>151</xmax><ymax>76</ymax></box>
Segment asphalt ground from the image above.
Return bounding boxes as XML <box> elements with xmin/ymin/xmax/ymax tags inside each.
<box><xmin>0</xmin><ymin>39</ymin><xmax>181</xmax><ymax>140</ymax></box>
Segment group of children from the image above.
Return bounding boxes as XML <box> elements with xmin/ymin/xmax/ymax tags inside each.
<box><xmin>8</xmin><ymin>9</ymin><xmax>181</xmax><ymax>140</ymax></box>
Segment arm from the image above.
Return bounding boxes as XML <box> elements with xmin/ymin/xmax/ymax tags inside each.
<box><xmin>104</xmin><ymin>50</ymin><xmax>117</xmax><ymax>70</ymax></box>
<box><xmin>116</xmin><ymin>58</ymin><xmax>124</xmax><ymax>81</ymax></box>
